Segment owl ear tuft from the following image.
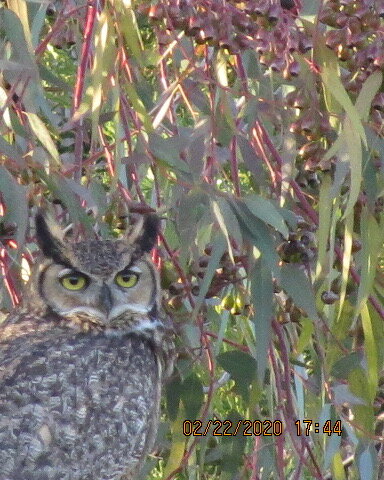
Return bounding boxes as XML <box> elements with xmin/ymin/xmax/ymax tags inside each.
<box><xmin>129</xmin><ymin>214</ymin><xmax>160</xmax><ymax>253</ymax></box>
<box><xmin>35</xmin><ymin>210</ymin><xmax>70</xmax><ymax>264</ymax></box>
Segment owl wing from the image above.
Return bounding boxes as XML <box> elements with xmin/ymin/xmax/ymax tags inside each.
<box><xmin>0</xmin><ymin>317</ymin><xmax>161</xmax><ymax>480</ymax></box>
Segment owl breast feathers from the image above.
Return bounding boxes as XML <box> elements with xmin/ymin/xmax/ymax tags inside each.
<box><xmin>0</xmin><ymin>211</ymin><xmax>174</xmax><ymax>480</ymax></box>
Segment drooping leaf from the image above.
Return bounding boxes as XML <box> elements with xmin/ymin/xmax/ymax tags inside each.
<box><xmin>211</xmin><ymin>197</ymin><xmax>242</xmax><ymax>261</ymax></box>
<box><xmin>25</xmin><ymin>112</ymin><xmax>60</xmax><ymax>165</ymax></box>
<box><xmin>177</xmin><ymin>189</ymin><xmax>210</xmax><ymax>248</ymax></box>
<box><xmin>337</xmin><ymin>211</ymin><xmax>353</xmax><ymax>320</ymax></box>
<box><xmin>251</xmin><ymin>259</ymin><xmax>274</xmax><ymax>382</ymax></box>
<box><xmin>243</xmin><ymin>194</ymin><xmax>289</xmax><ymax>239</ymax></box>
<box><xmin>281</xmin><ymin>264</ymin><xmax>318</xmax><ymax>320</ymax></box>
<box><xmin>320</xmin><ymin>57</ymin><xmax>366</xmax><ymax>146</ymax></box>
<box><xmin>360</xmin><ymin>305</ymin><xmax>378</xmax><ymax>403</ymax></box>
<box><xmin>181</xmin><ymin>373</ymin><xmax>204</xmax><ymax>420</ymax></box>
<box><xmin>148</xmin><ymin>133</ymin><xmax>191</xmax><ymax>175</ymax></box>
<box><xmin>355</xmin><ymin>210</ymin><xmax>384</xmax><ymax>319</ymax></box>
<box><xmin>331</xmin><ymin>352</ymin><xmax>362</xmax><ymax>380</ymax></box>
<box><xmin>356</xmin><ymin>442</ymin><xmax>377</xmax><ymax>480</ymax></box>
<box><xmin>217</xmin><ymin>350</ymin><xmax>257</xmax><ymax>401</ymax></box>
<box><xmin>348</xmin><ymin>368</ymin><xmax>375</xmax><ymax>435</ymax></box>
<box><xmin>116</xmin><ymin>2</ymin><xmax>145</xmax><ymax>66</ymax></box>
<box><xmin>343</xmin><ymin>116</ymin><xmax>362</xmax><ymax>217</ymax></box>
<box><xmin>228</xmin><ymin>197</ymin><xmax>279</xmax><ymax>278</ymax></box>
<box><xmin>0</xmin><ymin>136</ymin><xmax>24</xmax><ymax>165</ymax></box>
<box><xmin>296</xmin><ymin>318</ymin><xmax>314</xmax><ymax>354</ymax></box>
<box><xmin>236</xmin><ymin>134</ymin><xmax>266</xmax><ymax>182</ymax></box>
<box><xmin>163</xmin><ymin>403</ymin><xmax>187</xmax><ymax>478</ymax></box>
<box><xmin>0</xmin><ymin>166</ymin><xmax>28</xmax><ymax>246</ymax></box>
<box><xmin>316</xmin><ymin>173</ymin><xmax>333</xmax><ymax>280</ymax></box>
<box><xmin>355</xmin><ymin>71</ymin><xmax>383</xmax><ymax>122</ymax></box>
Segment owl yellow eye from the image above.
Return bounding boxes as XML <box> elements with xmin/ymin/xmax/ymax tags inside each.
<box><xmin>60</xmin><ymin>274</ymin><xmax>87</xmax><ymax>291</ymax></box>
<box><xmin>115</xmin><ymin>272</ymin><xmax>139</xmax><ymax>288</ymax></box>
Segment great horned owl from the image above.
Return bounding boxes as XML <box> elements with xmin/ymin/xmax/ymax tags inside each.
<box><xmin>0</xmin><ymin>211</ymin><xmax>174</xmax><ymax>480</ymax></box>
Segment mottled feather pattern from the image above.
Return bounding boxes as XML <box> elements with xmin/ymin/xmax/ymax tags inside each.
<box><xmin>0</xmin><ymin>316</ymin><xmax>160</xmax><ymax>479</ymax></box>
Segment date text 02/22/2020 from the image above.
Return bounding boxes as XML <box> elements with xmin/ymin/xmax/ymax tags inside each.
<box><xmin>182</xmin><ymin>419</ymin><xmax>342</xmax><ymax>437</ymax></box>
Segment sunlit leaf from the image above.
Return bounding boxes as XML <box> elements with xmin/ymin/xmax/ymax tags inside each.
<box><xmin>360</xmin><ymin>305</ymin><xmax>378</xmax><ymax>402</ymax></box>
<box><xmin>163</xmin><ymin>403</ymin><xmax>187</xmax><ymax>478</ymax></box>
<box><xmin>211</xmin><ymin>197</ymin><xmax>242</xmax><ymax>262</ymax></box>
<box><xmin>356</xmin><ymin>210</ymin><xmax>384</xmax><ymax>319</ymax></box>
<box><xmin>25</xmin><ymin>112</ymin><xmax>60</xmax><ymax>165</ymax></box>
<box><xmin>243</xmin><ymin>195</ymin><xmax>289</xmax><ymax>238</ymax></box>
<box><xmin>355</xmin><ymin>71</ymin><xmax>383</xmax><ymax>121</ymax></box>
<box><xmin>321</xmin><ymin>60</ymin><xmax>366</xmax><ymax>146</ymax></box>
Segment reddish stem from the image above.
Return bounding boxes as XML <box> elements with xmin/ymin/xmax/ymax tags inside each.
<box><xmin>72</xmin><ymin>1</ymin><xmax>98</xmax><ymax>181</ymax></box>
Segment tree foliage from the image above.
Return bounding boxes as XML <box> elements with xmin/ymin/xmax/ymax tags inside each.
<box><xmin>1</xmin><ymin>0</ymin><xmax>384</xmax><ymax>478</ymax></box>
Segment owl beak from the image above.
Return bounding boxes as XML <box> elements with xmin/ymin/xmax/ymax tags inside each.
<box><xmin>100</xmin><ymin>283</ymin><xmax>113</xmax><ymax>316</ymax></box>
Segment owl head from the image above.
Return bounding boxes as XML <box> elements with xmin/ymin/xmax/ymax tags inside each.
<box><xmin>26</xmin><ymin>211</ymin><xmax>161</xmax><ymax>331</ymax></box>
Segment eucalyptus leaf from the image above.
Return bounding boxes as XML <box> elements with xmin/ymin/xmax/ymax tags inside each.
<box><xmin>0</xmin><ymin>166</ymin><xmax>28</xmax><ymax>247</ymax></box>
<box><xmin>251</xmin><ymin>259</ymin><xmax>274</xmax><ymax>382</ymax></box>
<box><xmin>281</xmin><ymin>264</ymin><xmax>318</xmax><ymax>320</ymax></box>
<box><xmin>180</xmin><ymin>373</ymin><xmax>204</xmax><ymax>420</ymax></box>
<box><xmin>217</xmin><ymin>350</ymin><xmax>257</xmax><ymax>401</ymax></box>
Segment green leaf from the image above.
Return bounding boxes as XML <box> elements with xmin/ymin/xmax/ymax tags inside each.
<box><xmin>148</xmin><ymin>133</ymin><xmax>191</xmax><ymax>175</ymax></box>
<box><xmin>36</xmin><ymin>172</ymin><xmax>94</xmax><ymax>230</ymax></box>
<box><xmin>183</xmin><ymin>79</ymin><xmax>211</xmax><ymax>115</ymax></box>
<box><xmin>360</xmin><ymin>305</ymin><xmax>378</xmax><ymax>402</ymax></box>
<box><xmin>236</xmin><ymin>134</ymin><xmax>266</xmax><ymax>182</ymax></box>
<box><xmin>117</xmin><ymin>4</ymin><xmax>145</xmax><ymax>66</ymax></box>
<box><xmin>217</xmin><ymin>350</ymin><xmax>257</xmax><ymax>401</ymax></box>
<box><xmin>124</xmin><ymin>82</ymin><xmax>153</xmax><ymax>132</ymax></box>
<box><xmin>181</xmin><ymin>373</ymin><xmax>204</xmax><ymax>420</ymax></box>
<box><xmin>349</xmin><ymin>368</ymin><xmax>375</xmax><ymax>435</ymax></box>
<box><xmin>0</xmin><ymin>166</ymin><xmax>28</xmax><ymax>246</ymax></box>
<box><xmin>163</xmin><ymin>403</ymin><xmax>187</xmax><ymax>478</ymax></box>
<box><xmin>177</xmin><ymin>189</ymin><xmax>210</xmax><ymax>248</ymax></box>
<box><xmin>355</xmin><ymin>71</ymin><xmax>383</xmax><ymax>122</ymax></box>
<box><xmin>331</xmin><ymin>451</ymin><xmax>347</xmax><ymax>480</ymax></box>
<box><xmin>356</xmin><ymin>442</ymin><xmax>377</xmax><ymax>480</ymax></box>
<box><xmin>337</xmin><ymin>211</ymin><xmax>353</xmax><ymax>320</ymax></box>
<box><xmin>251</xmin><ymin>259</ymin><xmax>274</xmax><ymax>382</ymax></box>
<box><xmin>321</xmin><ymin>60</ymin><xmax>366</xmax><ymax>146</ymax></box>
<box><xmin>166</xmin><ymin>375</ymin><xmax>183</xmax><ymax>421</ymax></box>
<box><xmin>343</xmin><ymin>116</ymin><xmax>362</xmax><ymax>217</ymax></box>
<box><xmin>331</xmin><ymin>352</ymin><xmax>362</xmax><ymax>379</ymax></box>
<box><xmin>281</xmin><ymin>264</ymin><xmax>318</xmax><ymax>320</ymax></box>
<box><xmin>0</xmin><ymin>8</ymin><xmax>34</xmax><ymax>66</ymax></box>
<box><xmin>25</xmin><ymin>112</ymin><xmax>60</xmax><ymax>165</ymax></box>
<box><xmin>356</xmin><ymin>211</ymin><xmax>384</xmax><ymax>319</ymax></box>
<box><xmin>86</xmin><ymin>10</ymin><xmax>117</xmax><ymax>143</ymax></box>
<box><xmin>316</xmin><ymin>173</ymin><xmax>333</xmax><ymax>280</ymax></box>
<box><xmin>215</xmin><ymin>49</ymin><xmax>229</xmax><ymax>87</ymax></box>
<box><xmin>228</xmin><ymin>197</ymin><xmax>279</xmax><ymax>278</ymax></box>
<box><xmin>243</xmin><ymin>195</ymin><xmax>289</xmax><ymax>238</ymax></box>
<box><xmin>0</xmin><ymin>136</ymin><xmax>24</xmax><ymax>164</ymax></box>
<box><xmin>296</xmin><ymin>318</ymin><xmax>314</xmax><ymax>354</ymax></box>
<box><xmin>215</xmin><ymin>91</ymin><xmax>236</xmax><ymax>147</ymax></box>
<box><xmin>211</xmin><ymin>197</ymin><xmax>242</xmax><ymax>262</ymax></box>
